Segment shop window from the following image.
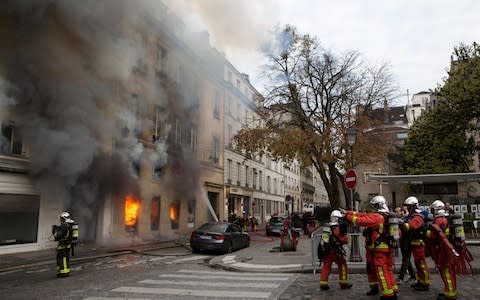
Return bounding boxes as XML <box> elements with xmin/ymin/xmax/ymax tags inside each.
<box><xmin>170</xmin><ymin>202</ymin><xmax>180</xmax><ymax>229</ymax></box>
<box><xmin>0</xmin><ymin>194</ymin><xmax>39</xmax><ymax>245</ymax></box>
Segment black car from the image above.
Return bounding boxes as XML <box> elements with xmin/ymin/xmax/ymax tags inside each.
<box><xmin>266</xmin><ymin>215</ymin><xmax>287</xmax><ymax>236</ymax></box>
<box><xmin>190</xmin><ymin>222</ymin><xmax>250</xmax><ymax>254</ymax></box>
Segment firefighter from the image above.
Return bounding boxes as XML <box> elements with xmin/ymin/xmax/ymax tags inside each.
<box><xmin>402</xmin><ymin>196</ymin><xmax>431</xmax><ymax>291</ymax></box>
<box><xmin>52</xmin><ymin>211</ymin><xmax>75</xmax><ymax>278</ymax></box>
<box><xmin>426</xmin><ymin>200</ymin><xmax>457</xmax><ymax>300</ymax></box>
<box><xmin>318</xmin><ymin>210</ymin><xmax>352</xmax><ymax>290</ymax></box>
<box><xmin>340</xmin><ymin>195</ymin><xmax>398</xmax><ymax>300</ymax></box>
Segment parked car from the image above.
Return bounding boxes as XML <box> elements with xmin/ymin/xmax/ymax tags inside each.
<box><xmin>266</xmin><ymin>215</ymin><xmax>287</xmax><ymax>236</ymax></box>
<box><xmin>190</xmin><ymin>222</ymin><xmax>250</xmax><ymax>254</ymax></box>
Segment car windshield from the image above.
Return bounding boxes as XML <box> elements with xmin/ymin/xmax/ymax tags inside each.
<box><xmin>270</xmin><ymin>217</ymin><xmax>285</xmax><ymax>224</ymax></box>
<box><xmin>197</xmin><ymin>223</ymin><xmax>228</xmax><ymax>232</ymax></box>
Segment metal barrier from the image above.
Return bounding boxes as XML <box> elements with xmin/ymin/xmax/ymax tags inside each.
<box><xmin>310</xmin><ymin>226</ymin><xmax>324</xmax><ymax>274</ymax></box>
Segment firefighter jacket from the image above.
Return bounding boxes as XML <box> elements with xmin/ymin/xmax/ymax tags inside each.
<box><xmin>345</xmin><ymin>211</ymin><xmax>391</xmax><ymax>253</ymax></box>
<box><xmin>402</xmin><ymin>213</ymin><xmax>426</xmax><ymax>247</ymax></box>
<box><xmin>53</xmin><ymin>222</ymin><xmax>72</xmax><ymax>249</ymax></box>
<box><xmin>328</xmin><ymin>225</ymin><xmax>349</xmax><ymax>253</ymax></box>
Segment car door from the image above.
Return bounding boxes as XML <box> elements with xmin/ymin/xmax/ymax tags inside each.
<box><xmin>231</xmin><ymin>223</ymin><xmax>246</xmax><ymax>248</ymax></box>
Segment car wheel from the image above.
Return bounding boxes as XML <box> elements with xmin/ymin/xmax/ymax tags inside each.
<box><xmin>192</xmin><ymin>247</ymin><xmax>200</xmax><ymax>254</ymax></box>
<box><xmin>245</xmin><ymin>239</ymin><xmax>250</xmax><ymax>248</ymax></box>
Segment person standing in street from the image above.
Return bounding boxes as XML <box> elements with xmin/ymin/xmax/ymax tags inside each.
<box><xmin>52</xmin><ymin>211</ymin><xmax>75</xmax><ymax>278</ymax></box>
<box><xmin>318</xmin><ymin>210</ymin><xmax>353</xmax><ymax>291</ymax></box>
<box><xmin>340</xmin><ymin>195</ymin><xmax>398</xmax><ymax>300</ymax></box>
<box><xmin>402</xmin><ymin>196</ymin><xmax>431</xmax><ymax>291</ymax></box>
<box><xmin>426</xmin><ymin>200</ymin><xmax>457</xmax><ymax>300</ymax></box>
<box><xmin>396</xmin><ymin>205</ymin><xmax>417</xmax><ymax>285</ymax></box>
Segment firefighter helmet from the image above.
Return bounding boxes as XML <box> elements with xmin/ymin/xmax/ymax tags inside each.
<box><xmin>370</xmin><ymin>195</ymin><xmax>389</xmax><ymax>213</ymax></box>
<box><xmin>59</xmin><ymin>211</ymin><xmax>71</xmax><ymax>222</ymax></box>
<box><xmin>404</xmin><ymin>196</ymin><xmax>419</xmax><ymax>206</ymax></box>
<box><xmin>430</xmin><ymin>200</ymin><xmax>446</xmax><ymax>216</ymax></box>
<box><xmin>329</xmin><ymin>210</ymin><xmax>343</xmax><ymax>225</ymax></box>
<box><xmin>404</xmin><ymin>196</ymin><xmax>420</xmax><ymax>213</ymax></box>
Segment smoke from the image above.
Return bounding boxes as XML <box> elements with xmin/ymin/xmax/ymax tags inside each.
<box><xmin>0</xmin><ymin>0</ymin><xmax>203</xmax><ymax>241</ymax></box>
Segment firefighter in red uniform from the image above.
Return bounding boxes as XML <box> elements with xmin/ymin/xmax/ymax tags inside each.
<box><xmin>426</xmin><ymin>200</ymin><xmax>457</xmax><ymax>300</ymax></box>
<box><xmin>52</xmin><ymin>212</ymin><xmax>74</xmax><ymax>278</ymax></box>
<box><xmin>402</xmin><ymin>196</ymin><xmax>431</xmax><ymax>291</ymax></box>
<box><xmin>340</xmin><ymin>195</ymin><xmax>398</xmax><ymax>300</ymax></box>
<box><xmin>318</xmin><ymin>210</ymin><xmax>353</xmax><ymax>290</ymax></box>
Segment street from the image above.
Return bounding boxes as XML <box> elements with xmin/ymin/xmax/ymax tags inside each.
<box><xmin>1</xmin><ymin>234</ymin><xmax>479</xmax><ymax>299</ymax></box>
<box><xmin>0</xmin><ymin>247</ymin><xmax>297</xmax><ymax>300</ymax></box>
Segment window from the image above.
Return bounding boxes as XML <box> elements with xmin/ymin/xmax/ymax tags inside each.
<box><xmin>210</xmin><ymin>136</ymin><xmax>219</xmax><ymax>164</ymax></box>
<box><xmin>237</xmin><ymin>103</ymin><xmax>241</xmax><ymax>120</ymax></box>
<box><xmin>189</xmin><ymin>125</ymin><xmax>198</xmax><ymax>151</ymax></box>
<box><xmin>227</xmin><ymin>159</ymin><xmax>232</xmax><ymax>183</ymax></box>
<box><xmin>153</xmin><ymin>105</ymin><xmax>166</xmax><ymax>142</ymax></box>
<box><xmin>267</xmin><ymin>176</ymin><xmax>271</xmax><ymax>192</ymax></box>
<box><xmin>0</xmin><ymin>194</ymin><xmax>40</xmax><ymax>245</ymax></box>
<box><xmin>252</xmin><ymin>169</ymin><xmax>257</xmax><ymax>189</ymax></box>
<box><xmin>157</xmin><ymin>46</ymin><xmax>167</xmax><ymax>71</ymax></box>
<box><xmin>151</xmin><ymin>196</ymin><xmax>161</xmax><ymax>231</ymax></box>
<box><xmin>227</xmin><ymin>95</ymin><xmax>232</xmax><ymax>115</ymax></box>
<box><xmin>245</xmin><ymin>165</ymin><xmax>249</xmax><ymax>187</ymax></box>
<box><xmin>259</xmin><ymin>170</ymin><xmax>263</xmax><ymax>190</ymax></box>
<box><xmin>170</xmin><ymin>201</ymin><xmax>180</xmax><ymax>230</ymax></box>
<box><xmin>213</xmin><ymin>91</ymin><xmax>220</xmax><ymax>119</ymax></box>
<box><xmin>1</xmin><ymin>121</ymin><xmax>23</xmax><ymax>155</ymax></box>
<box><xmin>274</xmin><ymin>178</ymin><xmax>277</xmax><ymax>194</ymax></box>
<box><xmin>227</xmin><ymin>124</ymin><xmax>232</xmax><ymax>146</ymax></box>
<box><xmin>207</xmin><ymin>192</ymin><xmax>218</xmax><ymax>222</ymax></box>
<box><xmin>237</xmin><ymin>162</ymin><xmax>241</xmax><ymax>185</ymax></box>
<box><xmin>228</xmin><ymin>71</ymin><xmax>232</xmax><ymax>83</ymax></box>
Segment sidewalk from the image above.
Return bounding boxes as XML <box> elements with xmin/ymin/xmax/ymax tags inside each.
<box><xmin>209</xmin><ymin>230</ymin><xmax>480</xmax><ymax>274</ymax></box>
<box><xmin>0</xmin><ymin>239</ymin><xmax>190</xmax><ymax>273</ymax></box>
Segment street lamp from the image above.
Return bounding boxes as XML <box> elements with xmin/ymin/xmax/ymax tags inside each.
<box><xmin>346</xmin><ymin>127</ymin><xmax>362</xmax><ymax>262</ymax></box>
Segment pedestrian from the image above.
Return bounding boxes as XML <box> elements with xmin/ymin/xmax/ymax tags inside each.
<box><xmin>318</xmin><ymin>210</ymin><xmax>352</xmax><ymax>291</ymax></box>
<box><xmin>340</xmin><ymin>195</ymin><xmax>399</xmax><ymax>300</ymax></box>
<box><xmin>426</xmin><ymin>200</ymin><xmax>457</xmax><ymax>300</ymax></box>
<box><xmin>402</xmin><ymin>196</ymin><xmax>431</xmax><ymax>291</ymax></box>
<box><xmin>251</xmin><ymin>216</ymin><xmax>258</xmax><ymax>232</ymax></box>
<box><xmin>396</xmin><ymin>205</ymin><xmax>416</xmax><ymax>285</ymax></box>
<box><xmin>52</xmin><ymin>211</ymin><xmax>76</xmax><ymax>278</ymax></box>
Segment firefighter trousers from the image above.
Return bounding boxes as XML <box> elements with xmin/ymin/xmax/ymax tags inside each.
<box><xmin>373</xmin><ymin>250</ymin><xmax>397</xmax><ymax>297</ymax></box>
<box><xmin>412</xmin><ymin>246</ymin><xmax>431</xmax><ymax>286</ymax></box>
<box><xmin>320</xmin><ymin>251</ymin><xmax>349</xmax><ymax>287</ymax></box>
<box><xmin>56</xmin><ymin>245</ymin><xmax>71</xmax><ymax>277</ymax></box>
<box><xmin>439</xmin><ymin>264</ymin><xmax>457</xmax><ymax>299</ymax></box>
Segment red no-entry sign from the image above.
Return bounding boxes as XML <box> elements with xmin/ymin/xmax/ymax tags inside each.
<box><xmin>344</xmin><ymin>169</ymin><xmax>357</xmax><ymax>190</ymax></box>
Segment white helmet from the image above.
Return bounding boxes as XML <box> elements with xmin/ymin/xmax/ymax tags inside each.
<box><xmin>370</xmin><ymin>195</ymin><xmax>389</xmax><ymax>213</ymax></box>
<box><xmin>430</xmin><ymin>200</ymin><xmax>446</xmax><ymax>216</ymax></box>
<box><xmin>329</xmin><ymin>210</ymin><xmax>343</xmax><ymax>225</ymax></box>
<box><xmin>59</xmin><ymin>211</ymin><xmax>73</xmax><ymax>223</ymax></box>
<box><xmin>404</xmin><ymin>196</ymin><xmax>419</xmax><ymax>206</ymax></box>
<box><xmin>404</xmin><ymin>196</ymin><xmax>421</xmax><ymax>213</ymax></box>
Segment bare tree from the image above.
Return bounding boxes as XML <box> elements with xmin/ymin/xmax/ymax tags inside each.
<box><xmin>234</xmin><ymin>25</ymin><xmax>397</xmax><ymax>208</ymax></box>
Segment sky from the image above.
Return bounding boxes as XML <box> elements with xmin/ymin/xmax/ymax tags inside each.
<box><xmin>164</xmin><ymin>0</ymin><xmax>480</xmax><ymax>106</ymax></box>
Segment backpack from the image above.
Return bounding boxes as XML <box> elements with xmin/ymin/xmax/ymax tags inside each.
<box><xmin>376</xmin><ymin>212</ymin><xmax>400</xmax><ymax>249</ymax></box>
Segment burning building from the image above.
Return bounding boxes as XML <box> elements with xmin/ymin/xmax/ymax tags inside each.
<box><xmin>0</xmin><ymin>0</ymin><xmax>226</xmax><ymax>254</ymax></box>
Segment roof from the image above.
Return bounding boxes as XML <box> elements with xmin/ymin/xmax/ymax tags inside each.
<box><xmin>365</xmin><ymin>173</ymin><xmax>480</xmax><ymax>184</ymax></box>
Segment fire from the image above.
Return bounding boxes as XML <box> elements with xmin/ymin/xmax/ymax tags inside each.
<box><xmin>169</xmin><ymin>205</ymin><xmax>176</xmax><ymax>221</ymax></box>
<box><xmin>125</xmin><ymin>195</ymin><xmax>140</xmax><ymax>226</ymax></box>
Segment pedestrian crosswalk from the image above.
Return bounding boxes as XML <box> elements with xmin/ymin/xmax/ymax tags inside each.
<box><xmin>83</xmin><ymin>269</ymin><xmax>298</xmax><ymax>300</ymax></box>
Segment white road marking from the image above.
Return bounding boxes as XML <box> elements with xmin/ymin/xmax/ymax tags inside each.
<box><xmin>165</xmin><ymin>255</ymin><xmax>209</xmax><ymax>264</ymax></box>
<box><xmin>84</xmin><ymin>297</ymin><xmax>153</xmax><ymax>300</ymax></box>
<box><xmin>111</xmin><ymin>286</ymin><xmax>271</xmax><ymax>298</ymax></box>
<box><xmin>231</xmin><ymin>262</ymin><xmax>303</xmax><ymax>269</ymax></box>
<box><xmin>179</xmin><ymin>269</ymin><xmax>293</xmax><ymax>277</ymax></box>
<box><xmin>157</xmin><ymin>273</ymin><xmax>289</xmax><ymax>281</ymax></box>
<box><xmin>139</xmin><ymin>279</ymin><xmax>281</xmax><ymax>288</ymax></box>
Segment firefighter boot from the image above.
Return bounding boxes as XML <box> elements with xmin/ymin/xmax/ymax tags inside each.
<box><xmin>437</xmin><ymin>293</ymin><xmax>456</xmax><ymax>300</ymax></box>
<box><xmin>366</xmin><ymin>285</ymin><xmax>379</xmax><ymax>295</ymax></box>
<box><xmin>411</xmin><ymin>282</ymin><xmax>429</xmax><ymax>291</ymax></box>
<box><xmin>320</xmin><ymin>285</ymin><xmax>330</xmax><ymax>291</ymax></box>
<box><xmin>380</xmin><ymin>296</ymin><xmax>397</xmax><ymax>300</ymax></box>
<box><xmin>340</xmin><ymin>283</ymin><xmax>353</xmax><ymax>289</ymax></box>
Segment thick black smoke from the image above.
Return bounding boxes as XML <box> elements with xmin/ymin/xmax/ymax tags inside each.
<box><xmin>0</xmin><ymin>0</ymin><xmax>202</xmax><ymax>241</ymax></box>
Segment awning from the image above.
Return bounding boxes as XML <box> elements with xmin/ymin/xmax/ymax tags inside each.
<box><xmin>365</xmin><ymin>172</ymin><xmax>480</xmax><ymax>184</ymax></box>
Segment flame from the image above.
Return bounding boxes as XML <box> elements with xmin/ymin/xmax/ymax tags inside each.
<box><xmin>170</xmin><ymin>205</ymin><xmax>176</xmax><ymax>221</ymax></box>
<box><xmin>125</xmin><ymin>195</ymin><xmax>140</xmax><ymax>226</ymax></box>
